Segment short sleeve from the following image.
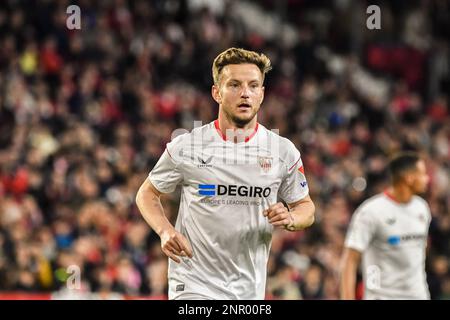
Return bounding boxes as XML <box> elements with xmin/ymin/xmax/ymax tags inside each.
<box><xmin>278</xmin><ymin>143</ymin><xmax>309</xmax><ymax>204</ymax></box>
<box><xmin>148</xmin><ymin>136</ymin><xmax>185</xmax><ymax>194</ymax></box>
<box><xmin>422</xmin><ymin>198</ymin><xmax>432</xmax><ymax>227</ymax></box>
<box><xmin>345</xmin><ymin>206</ymin><xmax>377</xmax><ymax>252</ymax></box>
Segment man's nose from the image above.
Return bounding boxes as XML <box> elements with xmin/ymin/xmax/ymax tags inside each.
<box><xmin>240</xmin><ymin>85</ymin><xmax>250</xmax><ymax>98</ymax></box>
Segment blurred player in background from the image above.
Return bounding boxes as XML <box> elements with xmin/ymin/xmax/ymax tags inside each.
<box><xmin>136</xmin><ymin>47</ymin><xmax>315</xmax><ymax>299</ymax></box>
<box><xmin>340</xmin><ymin>152</ymin><xmax>431</xmax><ymax>300</ymax></box>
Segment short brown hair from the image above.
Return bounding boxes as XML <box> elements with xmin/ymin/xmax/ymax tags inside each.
<box><xmin>212</xmin><ymin>47</ymin><xmax>272</xmax><ymax>85</ymax></box>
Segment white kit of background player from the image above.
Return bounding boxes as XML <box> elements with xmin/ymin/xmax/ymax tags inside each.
<box><xmin>344</xmin><ymin>191</ymin><xmax>431</xmax><ymax>299</ymax></box>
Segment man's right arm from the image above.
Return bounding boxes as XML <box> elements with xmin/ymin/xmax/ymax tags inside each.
<box><xmin>136</xmin><ymin>179</ymin><xmax>193</xmax><ymax>263</ymax></box>
<box><xmin>341</xmin><ymin>204</ymin><xmax>375</xmax><ymax>300</ymax></box>
<box><xmin>340</xmin><ymin>247</ymin><xmax>362</xmax><ymax>300</ymax></box>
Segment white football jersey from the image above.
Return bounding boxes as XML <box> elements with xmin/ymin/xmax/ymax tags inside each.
<box><xmin>345</xmin><ymin>192</ymin><xmax>431</xmax><ymax>300</ymax></box>
<box><xmin>148</xmin><ymin>120</ymin><xmax>309</xmax><ymax>299</ymax></box>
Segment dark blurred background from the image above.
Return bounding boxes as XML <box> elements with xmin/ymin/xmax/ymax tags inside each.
<box><xmin>0</xmin><ymin>0</ymin><xmax>448</xmax><ymax>299</ymax></box>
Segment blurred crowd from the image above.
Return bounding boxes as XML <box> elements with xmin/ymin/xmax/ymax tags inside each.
<box><xmin>0</xmin><ymin>0</ymin><xmax>449</xmax><ymax>299</ymax></box>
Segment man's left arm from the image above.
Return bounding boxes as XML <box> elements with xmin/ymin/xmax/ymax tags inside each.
<box><xmin>263</xmin><ymin>195</ymin><xmax>315</xmax><ymax>231</ymax></box>
<box><xmin>286</xmin><ymin>195</ymin><xmax>315</xmax><ymax>231</ymax></box>
<box><xmin>269</xmin><ymin>140</ymin><xmax>315</xmax><ymax>231</ymax></box>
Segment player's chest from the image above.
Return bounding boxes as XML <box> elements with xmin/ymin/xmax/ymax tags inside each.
<box><xmin>376</xmin><ymin>209</ymin><xmax>429</xmax><ymax>247</ymax></box>
<box><xmin>179</xmin><ymin>145</ymin><xmax>283</xmax><ymax>186</ymax></box>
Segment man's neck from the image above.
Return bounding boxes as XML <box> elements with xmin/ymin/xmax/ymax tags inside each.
<box><xmin>217</xmin><ymin>113</ymin><xmax>258</xmax><ymax>142</ymax></box>
<box><xmin>385</xmin><ymin>185</ymin><xmax>413</xmax><ymax>204</ymax></box>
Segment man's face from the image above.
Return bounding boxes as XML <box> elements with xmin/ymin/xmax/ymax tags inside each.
<box><xmin>212</xmin><ymin>63</ymin><xmax>265</xmax><ymax>127</ymax></box>
<box><xmin>406</xmin><ymin>160</ymin><xmax>430</xmax><ymax>194</ymax></box>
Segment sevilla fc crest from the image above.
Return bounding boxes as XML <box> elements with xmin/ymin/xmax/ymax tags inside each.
<box><xmin>258</xmin><ymin>156</ymin><xmax>273</xmax><ymax>173</ymax></box>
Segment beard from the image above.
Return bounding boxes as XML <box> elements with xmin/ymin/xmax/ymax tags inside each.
<box><xmin>224</xmin><ymin>106</ymin><xmax>258</xmax><ymax>128</ymax></box>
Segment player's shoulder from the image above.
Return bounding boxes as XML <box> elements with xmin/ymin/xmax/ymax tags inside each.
<box><xmin>259</xmin><ymin>125</ymin><xmax>301</xmax><ymax>166</ymax></box>
<box><xmin>260</xmin><ymin>125</ymin><xmax>293</xmax><ymax>147</ymax></box>
<box><xmin>169</xmin><ymin>122</ymin><xmax>215</xmax><ymax>145</ymax></box>
<box><xmin>355</xmin><ymin>193</ymin><xmax>386</xmax><ymax>216</ymax></box>
<box><xmin>411</xmin><ymin>195</ymin><xmax>428</xmax><ymax>206</ymax></box>
<box><xmin>166</xmin><ymin>122</ymin><xmax>215</xmax><ymax>160</ymax></box>
<box><xmin>412</xmin><ymin>195</ymin><xmax>431</xmax><ymax>213</ymax></box>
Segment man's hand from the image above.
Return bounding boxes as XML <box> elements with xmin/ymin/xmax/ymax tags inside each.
<box><xmin>160</xmin><ymin>228</ymin><xmax>194</xmax><ymax>263</ymax></box>
<box><xmin>263</xmin><ymin>202</ymin><xmax>294</xmax><ymax>230</ymax></box>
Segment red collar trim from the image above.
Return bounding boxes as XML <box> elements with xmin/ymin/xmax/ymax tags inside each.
<box><xmin>214</xmin><ymin>120</ymin><xmax>226</xmax><ymax>141</ymax></box>
<box><xmin>214</xmin><ymin>120</ymin><xmax>259</xmax><ymax>143</ymax></box>
<box><xmin>383</xmin><ymin>190</ymin><xmax>401</xmax><ymax>204</ymax></box>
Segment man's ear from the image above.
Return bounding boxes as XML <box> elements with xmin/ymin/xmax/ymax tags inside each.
<box><xmin>404</xmin><ymin>172</ymin><xmax>415</xmax><ymax>185</ymax></box>
<box><xmin>211</xmin><ymin>85</ymin><xmax>222</xmax><ymax>104</ymax></box>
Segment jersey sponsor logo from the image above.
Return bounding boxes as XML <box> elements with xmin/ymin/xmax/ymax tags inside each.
<box><xmin>198</xmin><ymin>184</ymin><xmax>215</xmax><ymax>196</ymax></box>
<box><xmin>198</xmin><ymin>184</ymin><xmax>271</xmax><ymax>198</ymax></box>
<box><xmin>300</xmin><ymin>181</ymin><xmax>308</xmax><ymax>188</ymax></box>
<box><xmin>387</xmin><ymin>234</ymin><xmax>426</xmax><ymax>246</ymax></box>
<box><xmin>387</xmin><ymin>235</ymin><xmax>401</xmax><ymax>245</ymax></box>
